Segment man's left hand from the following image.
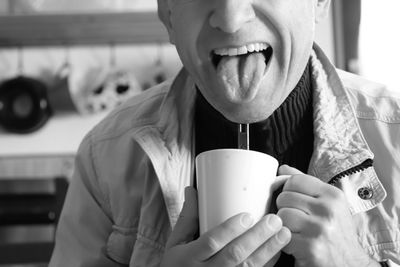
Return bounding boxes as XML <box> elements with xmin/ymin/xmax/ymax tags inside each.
<box><xmin>277</xmin><ymin>165</ymin><xmax>379</xmax><ymax>267</ymax></box>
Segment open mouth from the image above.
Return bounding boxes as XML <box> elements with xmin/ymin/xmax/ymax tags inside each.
<box><xmin>211</xmin><ymin>43</ymin><xmax>273</xmax><ymax>69</ymax></box>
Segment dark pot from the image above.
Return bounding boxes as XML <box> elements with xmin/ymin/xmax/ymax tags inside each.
<box><xmin>0</xmin><ymin>76</ymin><xmax>52</xmax><ymax>134</ymax></box>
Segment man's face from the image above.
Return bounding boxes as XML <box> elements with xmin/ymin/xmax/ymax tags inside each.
<box><xmin>163</xmin><ymin>0</ymin><xmax>329</xmax><ymax>123</ymax></box>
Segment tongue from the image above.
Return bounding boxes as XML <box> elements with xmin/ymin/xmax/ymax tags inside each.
<box><xmin>216</xmin><ymin>52</ymin><xmax>266</xmax><ymax>97</ymax></box>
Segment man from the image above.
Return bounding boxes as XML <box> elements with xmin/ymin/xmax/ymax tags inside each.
<box><xmin>50</xmin><ymin>0</ymin><xmax>400</xmax><ymax>266</ymax></box>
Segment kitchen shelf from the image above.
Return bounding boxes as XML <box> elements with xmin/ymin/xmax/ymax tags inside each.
<box><xmin>0</xmin><ymin>111</ymin><xmax>106</xmax><ymax>156</ymax></box>
<box><xmin>0</xmin><ymin>112</ymin><xmax>107</xmax><ymax>179</ymax></box>
<box><xmin>0</xmin><ymin>11</ymin><xmax>169</xmax><ymax>47</ymax></box>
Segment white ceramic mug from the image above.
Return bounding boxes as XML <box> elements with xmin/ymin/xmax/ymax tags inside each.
<box><xmin>196</xmin><ymin>149</ymin><xmax>289</xmax><ymax>235</ymax></box>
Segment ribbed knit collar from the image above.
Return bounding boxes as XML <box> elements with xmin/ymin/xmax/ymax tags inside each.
<box><xmin>195</xmin><ymin>60</ymin><xmax>313</xmax><ymax>169</ymax></box>
<box><xmin>250</xmin><ymin>61</ymin><xmax>313</xmax><ymax>164</ymax></box>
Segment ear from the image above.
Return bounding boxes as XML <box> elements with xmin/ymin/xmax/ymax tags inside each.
<box><xmin>315</xmin><ymin>0</ymin><xmax>331</xmax><ymax>24</ymax></box>
<box><xmin>157</xmin><ymin>0</ymin><xmax>176</xmax><ymax>44</ymax></box>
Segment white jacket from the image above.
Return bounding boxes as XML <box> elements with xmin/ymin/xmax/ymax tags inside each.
<box><xmin>50</xmin><ymin>46</ymin><xmax>400</xmax><ymax>266</ymax></box>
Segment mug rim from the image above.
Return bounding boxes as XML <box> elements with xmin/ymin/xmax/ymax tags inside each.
<box><xmin>196</xmin><ymin>148</ymin><xmax>278</xmax><ymax>165</ymax></box>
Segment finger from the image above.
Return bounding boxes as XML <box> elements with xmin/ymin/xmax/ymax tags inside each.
<box><xmin>282</xmin><ymin>173</ymin><xmax>326</xmax><ymax>198</ymax></box>
<box><xmin>278</xmin><ymin>165</ymin><xmax>304</xmax><ymax>175</ymax></box>
<box><xmin>276</xmin><ymin>191</ymin><xmax>317</xmax><ymax>215</ymax></box>
<box><xmin>188</xmin><ymin>212</ymin><xmax>254</xmax><ymax>261</ymax></box>
<box><xmin>242</xmin><ymin>226</ymin><xmax>292</xmax><ymax>267</ymax></box>
<box><xmin>271</xmin><ymin>175</ymin><xmax>292</xmax><ymax>192</ymax></box>
<box><xmin>263</xmin><ymin>253</ymin><xmax>281</xmax><ymax>267</ymax></box>
<box><xmin>209</xmin><ymin>214</ymin><xmax>284</xmax><ymax>266</ymax></box>
<box><xmin>166</xmin><ymin>187</ymin><xmax>199</xmax><ymax>249</ymax></box>
<box><xmin>282</xmin><ymin>233</ymin><xmax>309</xmax><ymax>260</ymax></box>
<box><xmin>277</xmin><ymin>207</ymin><xmax>310</xmax><ymax>233</ymax></box>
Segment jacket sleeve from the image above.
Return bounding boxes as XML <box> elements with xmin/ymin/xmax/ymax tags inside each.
<box><xmin>49</xmin><ymin>134</ymin><xmax>123</xmax><ymax>267</ymax></box>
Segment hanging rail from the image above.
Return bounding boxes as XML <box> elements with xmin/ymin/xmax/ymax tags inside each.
<box><xmin>0</xmin><ymin>12</ymin><xmax>169</xmax><ymax>47</ymax></box>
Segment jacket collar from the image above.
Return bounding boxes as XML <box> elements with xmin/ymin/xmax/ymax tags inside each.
<box><xmin>134</xmin><ymin>69</ymin><xmax>197</xmax><ymax>227</ymax></box>
<box><xmin>308</xmin><ymin>44</ymin><xmax>374</xmax><ymax>182</ymax></box>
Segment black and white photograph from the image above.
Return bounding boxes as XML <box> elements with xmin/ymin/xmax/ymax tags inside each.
<box><xmin>0</xmin><ymin>0</ymin><xmax>399</xmax><ymax>266</ymax></box>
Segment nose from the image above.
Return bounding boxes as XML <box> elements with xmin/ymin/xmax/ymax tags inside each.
<box><xmin>209</xmin><ymin>0</ymin><xmax>256</xmax><ymax>33</ymax></box>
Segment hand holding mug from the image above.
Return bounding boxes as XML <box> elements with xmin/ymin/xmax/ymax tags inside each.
<box><xmin>277</xmin><ymin>165</ymin><xmax>379</xmax><ymax>267</ymax></box>
<box><xmin>160</xmin><ymin>187</ymin><xmax>291</xmax><ymax>267</ymax></box>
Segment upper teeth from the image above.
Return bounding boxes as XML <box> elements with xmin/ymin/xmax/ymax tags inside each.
<box><xmin>213</xmin><ymin>43</ymin><xmax>269</xmax><ymax>56</ymax></box>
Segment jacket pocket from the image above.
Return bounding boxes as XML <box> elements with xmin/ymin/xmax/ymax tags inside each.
<box><xmin>106</xmin><ymin>225</ymin><xmax>137</xmax><ymax>265</ymax></box>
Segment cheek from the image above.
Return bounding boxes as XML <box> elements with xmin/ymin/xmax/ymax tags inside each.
<box><xmin>171</xmin><ymin>12</ymin><xmax>210</xmax><ymax>70</ymax></box>
<box><xmin>170</xmin><ymin>8</ymin><xmax>200</xmax><ymax>46</ymax></box>
<box><xmin>170</xmin><ymin>21</ymin><xmax>197</xmax><ymax>61</ymax></box>
<box><xmin>287</xmin><ymin>3</ymin><xmax>316</xmax><ymax>39</ymax></box>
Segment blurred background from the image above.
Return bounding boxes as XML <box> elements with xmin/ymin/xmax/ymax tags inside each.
<box><xmin>0</xmin><ymin>0</ymin><xmax>399</xmax><ymax>265</ymax></box>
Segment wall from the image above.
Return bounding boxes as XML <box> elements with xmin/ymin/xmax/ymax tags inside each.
<box><xmin>316</xmin><ymin>6</ymin><xmax>335</xmax><ymax>63</ymax></box>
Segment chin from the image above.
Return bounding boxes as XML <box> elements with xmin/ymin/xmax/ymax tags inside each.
<box><xmin>221</xmin><ymin>107</ymin><xmax>270</xmax><ymax>124</ymax></box>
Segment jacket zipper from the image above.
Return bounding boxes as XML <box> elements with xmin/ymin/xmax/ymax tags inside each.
<box><xmin>328</xmin><ymin>159</ymin><xmax>373</xmax><ymax>185</ymax></box>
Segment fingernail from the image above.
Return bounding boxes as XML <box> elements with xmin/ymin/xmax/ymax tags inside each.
<box><xmin>267</xmin><ymin>215</ymin><xmax>282</xmax><ymax>231</ymax></box>
<box><xmin>278</xmin><ymin>165</ymin><xmax>288</xmax><ymax>171</ymax></box>
<box><xmin>240</xmin><ymin>213</ymin><xmax>254</xmax><ymax>228</ymax></box>
<box><xmin>276</xmin><ymin>228</ymin><xmax>290</xmax><ymax>244</ymax></box>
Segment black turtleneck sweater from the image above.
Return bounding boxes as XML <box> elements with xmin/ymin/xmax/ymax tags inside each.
<box><xmin>194</xmin><ymin>61</ymin><xmax>314</xmax><ymax>266</ymax></box>
<box><xmin>195</xmin><ymin>61</ymin><xmax>313</xmax><ymax>172</ymax></box>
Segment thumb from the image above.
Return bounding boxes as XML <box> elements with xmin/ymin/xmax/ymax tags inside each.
<box><xmin>278</xmin><ymin>164</ymin><xmax>304</xmax><ymax>176</ymax></box>
<box><xmin>166</xmin><ymin>186</ymin><xmax>199</xmax><ymax>249</ymax></box>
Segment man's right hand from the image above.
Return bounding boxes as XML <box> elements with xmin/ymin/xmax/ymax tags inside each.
<box><xmin>160</xmin><ymin>187</ymin><xmax>291</xmax><ymax>267</ymax></box>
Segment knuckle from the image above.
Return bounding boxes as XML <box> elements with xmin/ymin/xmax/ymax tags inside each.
<box><xmin>312</xmin><ymin>200</ymin><xmax>334</xmax><ymax>219</ymax></box>
<box><xmin>257</xmin><ymin>237</ymin><xmax>284</xmax><ymax>261</ymax></box>
<box><xmin>275</xmin><ymin>192</ymin><xmax>286</xmax><ymax>208</ymax></box>
<box><xmin>277</xmin><ymin>207</ymin><xmax>292</xmax><ymax>223</ymax></box>
<box><xmin>324</xmin><ymin>184</ymin><xmax>343</xmax><ymax>199</ymax></box>
<box><xmin>202</xmin><ymin>235</ymin><xmax>220</xmax><ymax>254</ymax></box>
<box><xmin>283</xmin><ymin>176</ymin><xmax>295</xmax><ymax>189</ymax></box>
<box><xmin>226</xmin><ymin>244</ymin><xmax>245</xmax><ymax>264</ymax></box>
<box><xmin>223</xmin><ymin>215</ymin><xmax>246</xmax><ymax>235</ymax></box>
<box><xmin>307</xmin><ymin>220</ymin><xmax>324</xmax><ymax>236</ymax></box>
<box><xmin>265</xmin><ymin>240</ymin><xmax>280</xmax><ymax>254</ymax></box>
<box><xmin>256</xmin><ymin>220</ymin><xmax>273</xmax><ymax>240</ymax></box>
<box><xmin>316</xmin><ymin>199</ymin><xmax>329</xmax><ymax>211</ymax></box>
<box><xmin>239</xmin><ymin>259</ymin><xmax>254</xmax><ymax>267</ymax></box>
<box><xmin>283</xmin><ymin>174</ymin><xmax>303</xmax><ymax>191</ymax></box>
<box><xmin>291</xmin><ymin>174</ymin><xmax>303</xmax><ymax>184</ymax></box>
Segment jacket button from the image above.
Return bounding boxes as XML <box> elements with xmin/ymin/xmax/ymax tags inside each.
<box><xmin>358</xmin><ymin>187</ymin><xmax>374</xmax><ymax>200</ymax></box>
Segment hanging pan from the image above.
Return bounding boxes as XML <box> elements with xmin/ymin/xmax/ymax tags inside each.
<box><xmin>0</xmin><ymin>76</ymin><xmax>52</xmax><ymax>134</ymax></box>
